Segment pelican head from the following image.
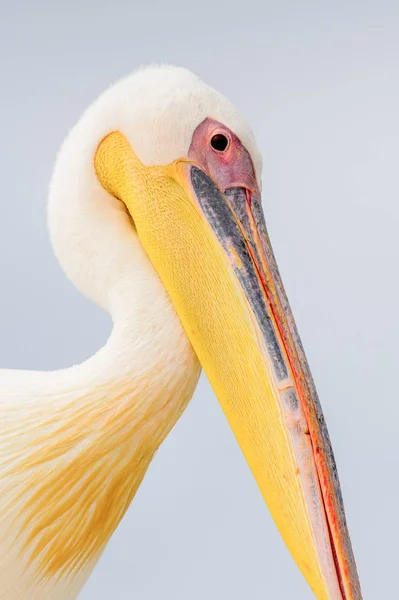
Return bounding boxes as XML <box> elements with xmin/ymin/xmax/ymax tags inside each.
<box><xmin>44</xmin><ymin>66</ymin><xmax>361</xmax><ymax>599</ymax></box>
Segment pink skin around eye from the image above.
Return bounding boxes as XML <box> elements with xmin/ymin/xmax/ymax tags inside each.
<box><xmin>188</xmin><ymin>117</ymin><xmax>260</xmax><ymax>196</ymax></box>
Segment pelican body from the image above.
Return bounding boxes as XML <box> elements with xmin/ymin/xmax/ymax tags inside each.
<box><xmin>0</xmin><ymin>66</ymin><xmax>362</xmax><ymax>599</ymax></box>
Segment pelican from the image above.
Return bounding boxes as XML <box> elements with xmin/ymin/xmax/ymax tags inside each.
<box><xmin>0</xmin><ymin>65</ymin><xmax>362</xmax><ymax>600</ymax></box>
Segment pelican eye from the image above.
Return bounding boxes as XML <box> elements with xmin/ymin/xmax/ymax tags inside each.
<box><xmin>210</xmin><ymin>133</ymin><xmax>229</xmax><ymax>152</ymax></box>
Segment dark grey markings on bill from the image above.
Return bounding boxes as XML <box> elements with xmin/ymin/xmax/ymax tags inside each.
<box><xmin>281</xmin><ymin>387</ymin><xmax>299</xmax><ymax>412</ymax></box>
<box><xmin>190</xmin><ymin>165</ymin><xmax>287</xmax><ymax>382</ymax></box>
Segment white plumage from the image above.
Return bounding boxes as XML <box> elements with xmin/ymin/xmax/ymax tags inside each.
<box><xmin>0</xmin><ymin>65</ymin><xmax>260</xmax><ymax>599</ymax></box>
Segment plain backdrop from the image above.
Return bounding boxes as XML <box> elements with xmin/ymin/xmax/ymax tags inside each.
<box><xmin>1</xmin><ymin>1</ymin><xmax>398</xmax><ymax>598</ymax></box>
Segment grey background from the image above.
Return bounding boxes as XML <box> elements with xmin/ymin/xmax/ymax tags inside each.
<box><xmin>0</xmin><ymin>1</ymin><xmax>397</xmax><ymax>598</ymax></box>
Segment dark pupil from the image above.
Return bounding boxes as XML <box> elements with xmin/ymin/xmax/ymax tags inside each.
<box><xmin>211</xmin><ymin>134</ymin><xmax>228</xmax><ymax>151</ymax></box>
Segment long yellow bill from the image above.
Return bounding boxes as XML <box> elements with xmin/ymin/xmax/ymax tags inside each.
<box><xmin>95</xmin><ymin>130</ymin><xmax>362</xmax><ymax>600</ymax></box>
